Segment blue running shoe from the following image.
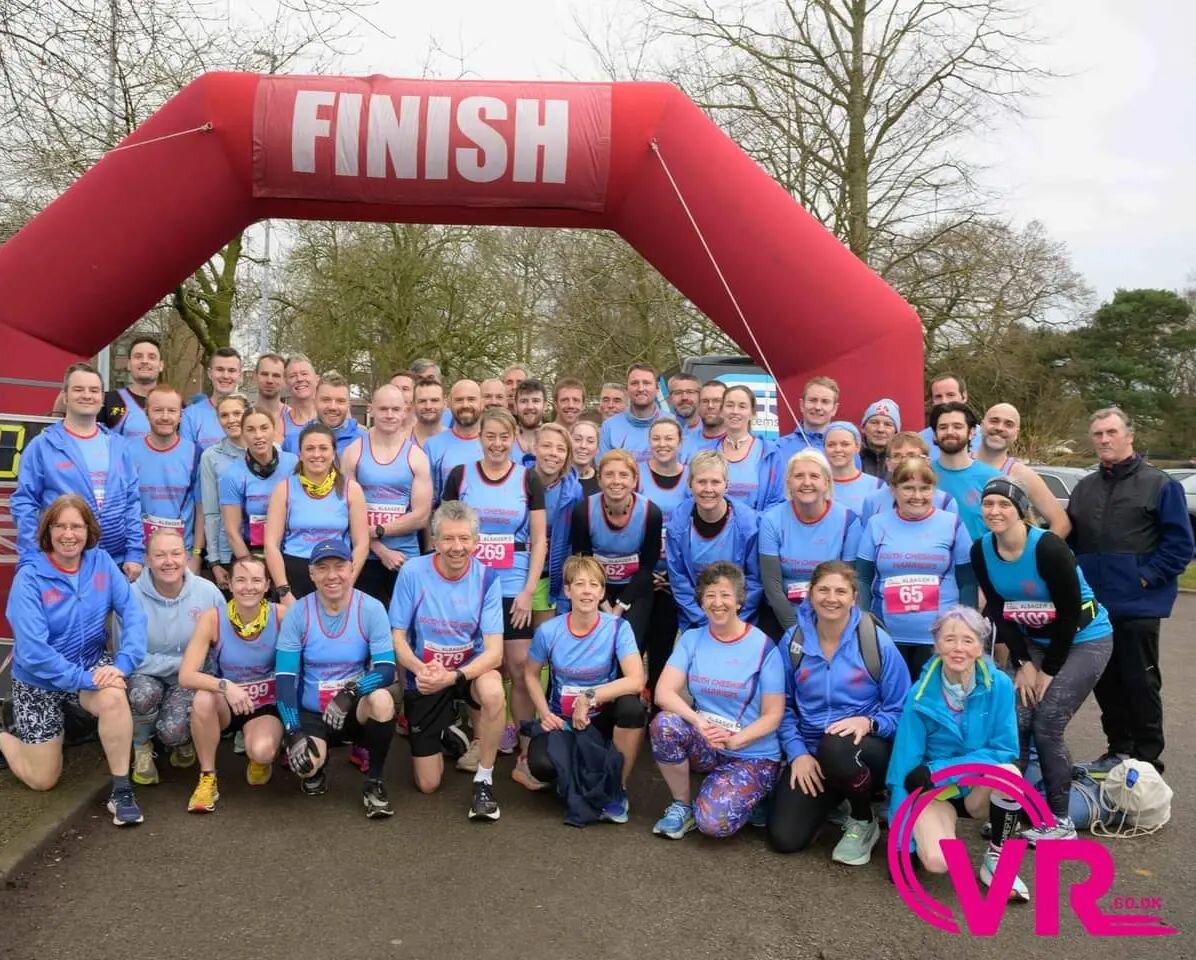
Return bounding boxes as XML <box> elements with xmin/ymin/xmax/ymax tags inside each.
<box><xmin>107</xmin><ymin>788</ymin><xmax>144</xmax><ymax>827</ymax></box>
<box><xmin>601</xmin><ymin>794</ymin><xmax>630</xmax><ymax>824</ymax></box>
<box><xmin>653</xmin><ymin>801</ymin><xmax>696</xmax><ymax>839</ymax></box>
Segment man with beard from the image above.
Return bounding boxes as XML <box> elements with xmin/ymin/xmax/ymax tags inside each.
<box><xmin>102</xmin><ymin>336</ymin><xmax>163</xmax><ymax>440</ymax></box>
<box><xmin>480</xmin><ymin>378</ymin><xmax>508</xmax><ymax>411</ymax></box>
<box><xmin>976</xmin><ymin>402</ymin><xmax>1070</xmax><ymax>536</ymax></box>
<box><xmin>514</xmin><ymin>379</ymin><xmax>547</xmax><ymax>466</ymax></box>
<box><xmin>282</xmin><ymin>354</ymin><xmax>318</xmax><ymax>448</ymax></box>
<box><xmin>931</xmin><ymin>402</ymin><xmax>1000</xmax><ymax>539</ymax></box>
<box><xmin>342</xmin><ymin>384</ymin><xmax>432</xmax><ymax>604</ymax></box>
<box><xmin>920</xmin><ymin>372</ymin><xmax>982</xmax><ymax>462</ymax></box>
<box><xmin>859</xmin><ymin>398</ymin><xmax>900</xmax><ymax>478</ymax></box>
<box><xmin>253</xmin><ymin>353</ymin><xmax>287</xmax><ymax>443</ymax></box>
<box><xmin>282</xmin><ymin>370</ymin><xmax>361</xmax><ymax>456</ymax></box>
<box><xmin>424</xmin><ymin>379</ymin><xmax>484</xmax><ymax>502</ymax></box>
<box><xmin>681</xmin><ymin>380</ymin><xmax>727</xmax><ymax>461</ymax></box>
<box><xmin>412</xmin><ymin>377</ymin><xmax>447</xmax><ymax>448</ymax></box>
<box><xmin>183</xmin><ymin>347</ymin><xmax>244</xmax><ymax>454</ymax></box>
<box><xmin>666</xmin><ymin>372</ymin><xmax>701</xmax><ymax>433</ymax></box>
<box><xmin>551</xmin><ymin>377</ymin><xmax>585</xmax><ymax>428</ymax></box>
<box><xmin>599</xmin><ymin>364</ymin><xmax>662</xmax><ymax>464</ymax></box>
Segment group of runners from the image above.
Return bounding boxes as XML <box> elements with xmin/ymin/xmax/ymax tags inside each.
<box><xmin>2</xmin><ymin>343</ymin><xmax>1191</xmax><ymax>900</ymax></box>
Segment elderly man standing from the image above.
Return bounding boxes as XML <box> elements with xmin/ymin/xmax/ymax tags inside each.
<box><xmin>1068</xmin><ymin>407</ymin><xmax>1194</xmax><ymax>776</ymax></box>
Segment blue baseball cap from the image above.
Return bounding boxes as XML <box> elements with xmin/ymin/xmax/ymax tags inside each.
<box><xmin>309</xmin><ymin>539</ymin><xmax>352</xmax><ymax>564</ymax></box>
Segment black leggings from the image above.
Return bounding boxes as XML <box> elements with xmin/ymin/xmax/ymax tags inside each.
<box><xmin>605</xmin><ymin>584</ymin><xmax>652</xmax><ymax>655</ymax></box>
<box><xmin>526</xmin><ymin>694</ymin><xmax>645</xmax><ymax>783</ymax></box>
<box><xmin>896</xmin><ymin>642</ymin><xmax>935</xmax><ymax>683</ymax></box>
<box><xmin>646</xmin><ymin>588</ymin><xmax>678</xmax><ymax>695</ymax></box>
<box><xmin>767</xmin><ymin>733</ymin><xmax>892</xmax><ymax>854</ymax></box>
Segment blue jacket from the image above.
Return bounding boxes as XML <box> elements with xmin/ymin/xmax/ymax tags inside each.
<box><xmin>546</xmin><ymin>468</ymin><xmax>585</xmax><ymax>606</ymax></box>
<box><xmin>5</xmin><ymin>549</ymin><xmax>147</xmax><ymax>691</ymax></box>
<box><xmin>665</xmin><ymin>498</ymin><xmax>762</xmax><ymax>629</ymax></box>
<box><xmin>1067</xmin><ymin>455</ymin><xmax>1195</xmax><ymax>619</ymax></box>
<box><xmin>885</xmin><ymin>655</ymin><xmax>1018</xmax><ymax>829</ymax></box>
<box><xmin>778</xmin><ymin>605</ymin><xmax>910</xmax><ymax>761</ymax></box>
<box><xmin>10</xmin><ymin>422</ymin><xmax>143</xmax><ymax>565</ymax></box>
<box><xmin>521</xmin><ymin>719</ymin><xmax>625</xmax><ymax>827</ymax></box>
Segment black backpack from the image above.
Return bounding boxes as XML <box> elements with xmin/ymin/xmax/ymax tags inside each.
<box><xmin>788</xmin><ymin>611</ymin><xmax>883</xmax><ymax>684</ymax></box>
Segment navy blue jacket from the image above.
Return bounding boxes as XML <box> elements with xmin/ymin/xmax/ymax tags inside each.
<box><xmin>521</xmin><ymin>720</ymin><xmax>624</xmax><ymax>827</ymax></box>
<box><xmin>1067</xmin><ymin>455</ymin><xmax>1194</xmax><ymax>619</ymax></box>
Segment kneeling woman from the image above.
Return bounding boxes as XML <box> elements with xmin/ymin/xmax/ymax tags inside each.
<box><xmin>886</xmin><ymin>606</ymin><xmax>1028</xmax><ymax>901</ymax></box>
<box><xmin>769</xmin><ymin>562</ymin><xmax>910</xmax><ymax>865</ymax></box>
<box><xmin>179</xmin><ymin>555</ymin><xmax>286</xmax><ymax>813</ymax></box>
<box><xmin>523</xmin><ymin>556</ymin><xmax>646</xmax><ymax>823</ymax></box>
<box><xmin>650</xmin><ymin>561</ymin><xmax>784</xmax><ymax>840</ymax></box>
<box><xmin>0</xmin><ymin>495</ymin><xmax>147</xmax><ymax>826</ymax></box>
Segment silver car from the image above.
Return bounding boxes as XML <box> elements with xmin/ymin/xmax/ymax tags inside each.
<box><xmin>1026</xmin><ymin>465</ymin><xmax>1092</xmax><ymax>512</ymax></box>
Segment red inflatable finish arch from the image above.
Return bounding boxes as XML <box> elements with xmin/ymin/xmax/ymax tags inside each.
<box><xmin>0</xmin><ymin>74</ymin><xmax>922</xmax><ymax>423</ymax></box>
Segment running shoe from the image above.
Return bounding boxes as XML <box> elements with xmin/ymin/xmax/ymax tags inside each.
<box><xmin>187</xmin><ymin>772</ymin><xmax>220</xmax><ymax>813</ymax></box>
<box><xmin>653</xmin><ymin>801</ymin><xmax>696</xmax><ymax>840</ymax></box>
<box><xmin>831</xmin><ymin>817</ymin><xmax>881</xmax><ymax>866</ymax></box>
<box><xmin>456</xmin><ymin>739</ymin><xmax>482</xmax><ymax>773</ymax></box>
<box><xmin>233</xmin><ymin>730</ymin><xmax>246</xmax><ymax>755</ymax></box>
<box><xmin>980</xmin><ymin>847</ymin><xmax>1030</xmax><ymax>902</ymax></box>
<box><xmin>1075</xmin><ymin>753</ymin><xmax>1128</xmax><ymax>780</ymax></box>
<box><xmin>441</xmin><ymin>722</ymin><xmax>470</xmax><ymax>760</ymax></box>
<box><xmin>348</xmin><ymin>745</ymin><xmax>369</xmax><ymax>772</ymax></box>
<box><xmin>1021</xmin><ymin>816</ymin><xmax>1077</xmax><ymax>846</ymax></box>
<box><xmin>300</xmin><ymin>769</ymin><xmax>327</xmax><ymax>796</ymax></box>
<box><xmin>469</xmin><ymin>781</ymin><xmax>501</xmax><ymax>821</ymax></box>
<box><xmin>246</xmin><ymin>760</ymin><xmax>273</xmax><ymax>786</ymax></box>
<box><xmin>170</xmin><ymin>743</ymin><xmax>197</xmax><ymax>769</ymax></box>
<box><xmin>828</xmin><ymin>799</ymin><xmax>851</xmax><ymax>827</ymax></box>
<box><xmin>511</xmin><ymin>756</ymin><xmax>547</xmax><ymax>791</ymax></box>
<box><xmin>362</xmin><ymin>779</ymin><xmax>395</xmax><ymax>819</ymax></box>
<box><xmin>107</xmin><ymin>788</ymin><xmax>144</xmax><ymax>826</ymax></box>
<box><xmin>600</xmin><ymin>794</ymin><xmax>630</xmax><ymax>824</ymax></box>
<box><xmin>498</xmin><ymin>722</ymin><xmax>518</xmax><ymax>755</ymax></box>
<box><xmin>132</xmin><ymin>742</ymin><xmax>159</xmax><ymax>785</ymax></box>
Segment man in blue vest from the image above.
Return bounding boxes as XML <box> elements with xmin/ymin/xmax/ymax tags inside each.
<box><xmin>599</xmin><ymin>364</ymin><xmax>662</xmax><ymax>464</ymax></box>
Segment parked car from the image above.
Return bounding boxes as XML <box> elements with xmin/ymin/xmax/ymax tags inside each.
<box><xmin>1026</xmin><ymin>464</ymin><xmax>1092</xmax><ymax>513</ymax></box>
<box><xmin>1181</xmin><ymin>475</ymin><xmax>1196</xmax><ymax>537</ymax></box>
<box><xmin>1165</xmin><ymin>468</ymin><xmax>1196</xmax><ymax>483</ymax></box>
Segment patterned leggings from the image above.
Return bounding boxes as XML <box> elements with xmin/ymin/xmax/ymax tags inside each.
<box><xmin>128</xmin><ymin>675</ymin><xmax>194</xmax><ymax>748</ymax></box>
<box><xmin>650</xmin><ymin>711</ymin><xmax>781</xmax><ymax>838</ymax></box>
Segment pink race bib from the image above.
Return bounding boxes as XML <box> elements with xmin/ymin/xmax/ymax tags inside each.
<box><xmin>882</xmin><ymin>575</ymin><xmax>941</xmax><ymax>615</ymax></box>
<box><xmin>1003</xmin><ymin>601</ymin><xmax>1056</xmax><ymax>628</ymax></box>
<box><xmin>317</xmin><ymin>676</ymin><xmax>361</xmax><ymax>711</ymax></box>
<box><xmin>596</xmin><ymin>553</ymin><xmax>639</xmax><ymax>583</ymax></box>
<box><xmin>366</xmin><ymin>501</ymin><xmax>408</xmax><ymax>528</ymax></box>
<box><xmin>785</xmin><ymin>580</ymin><xmax>810</xmax><ymax>603</ymax></box>
<box><xmin>420</xmin><ymin>643</ymin><xmax>471</xmax><ymax>670</ymax></box>
<box><xmin>242</xmin><ymin>677</ymin><xmax>276</xmax><ymax>710</ymax></box>
<box><xmin>248</xmin><ymin>514</ymin><xmax>267</xmax><ymax>549</ymax></box>
<box><xmin>474</xmin><ymin>534</ymin><xmax>515</xmax><ymax>569</ymax></box>
<box><xmin>141</xmin><ymin>514</ymin><xmax>184</xmax><ymax>544</ymax></box>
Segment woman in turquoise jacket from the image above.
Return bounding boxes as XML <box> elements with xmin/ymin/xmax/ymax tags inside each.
<box><xmin>0</xmin><ymin>494</ymin><xmax>148</xmax><ymax>827</ymax></box>
<box><xmin>886</xmin><ymin>605</ymin><xmax>1028</xmax><ymax>902</ymax></box>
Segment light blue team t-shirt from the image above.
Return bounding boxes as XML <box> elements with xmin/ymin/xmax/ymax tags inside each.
<box><xmin>529</xmin><ymin>612</ymin><xmax>638</xmax><ymax>717</ymax></box>
<box><xmin>857</xmin><ymin>508</ymin><xmax>972</xmax><ymax>646</ymax></box>
<box><xmin>388</xmin><ymin>553</ymin><xmax>504</xmax><ymax>690</ymax></box>
<box><xmin>665</xmin><ymin>624</ymin><xmax>785</xmax><ymax>760</ymax></box>
<box><xmin>73</xmin><ymin>429</ymin><xmax>111</xmax><ymax>509</ymax></box>
<box><xmin>933</xmin><ymin>459</ymin><xmax>1002</xmax><ymax>540</ymax></box>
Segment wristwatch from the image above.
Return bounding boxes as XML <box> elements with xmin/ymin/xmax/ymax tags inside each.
<box><xmin>582</xmin><ymin>689</ymin><xmax>597</xmax><ymax>703</ymax></box>
<box><xmin>615</xmin><ymin>599</ymin><xmax>631</xmax><ymax>612</ymax></box>
<box><xmin>277</xmin><ymin>584</ymin><xmax>292</xmax><ymax>598</ymax></box>
<box><xmin>374</xmin><ymin>523</ymin><xmax>386</xmax><ymax>540</ymax></box>
<box><xmin>217</xmin><ymin>678</ymin><xmax>228</xmax><ymax>696</ymax></box>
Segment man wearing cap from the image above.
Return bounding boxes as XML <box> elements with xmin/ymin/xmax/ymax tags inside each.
<box><xmin>860</xmin><ymin>399</ymin><xmax>900</xmax><ymax>478</ymax></box>
<box><xmin>976</xmin><ymin>402</ymin><xmax>1070</xmax><ymax>536</ymax></box>
<box><xmin>274</xmin><ymin>538</ymin><xmax>399</xmax><ymax>818</ymax></box>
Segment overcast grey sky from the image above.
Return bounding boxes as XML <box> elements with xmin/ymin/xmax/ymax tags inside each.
<box><xmin>274</xmin><ymin>0</ymin><xmax>1195</xmax><ymax>303</ymax></box>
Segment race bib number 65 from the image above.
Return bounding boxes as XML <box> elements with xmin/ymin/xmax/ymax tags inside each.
<box><xmin>883</xmin><ymin>574</ymin><xmax>941</xmax><ymax>615</ymax></box>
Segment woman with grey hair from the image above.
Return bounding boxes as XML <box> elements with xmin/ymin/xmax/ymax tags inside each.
<box><xmin>885</xmin><ymin>605</ymin><xmax>1028</xmax><ymax>902</ymax></box>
